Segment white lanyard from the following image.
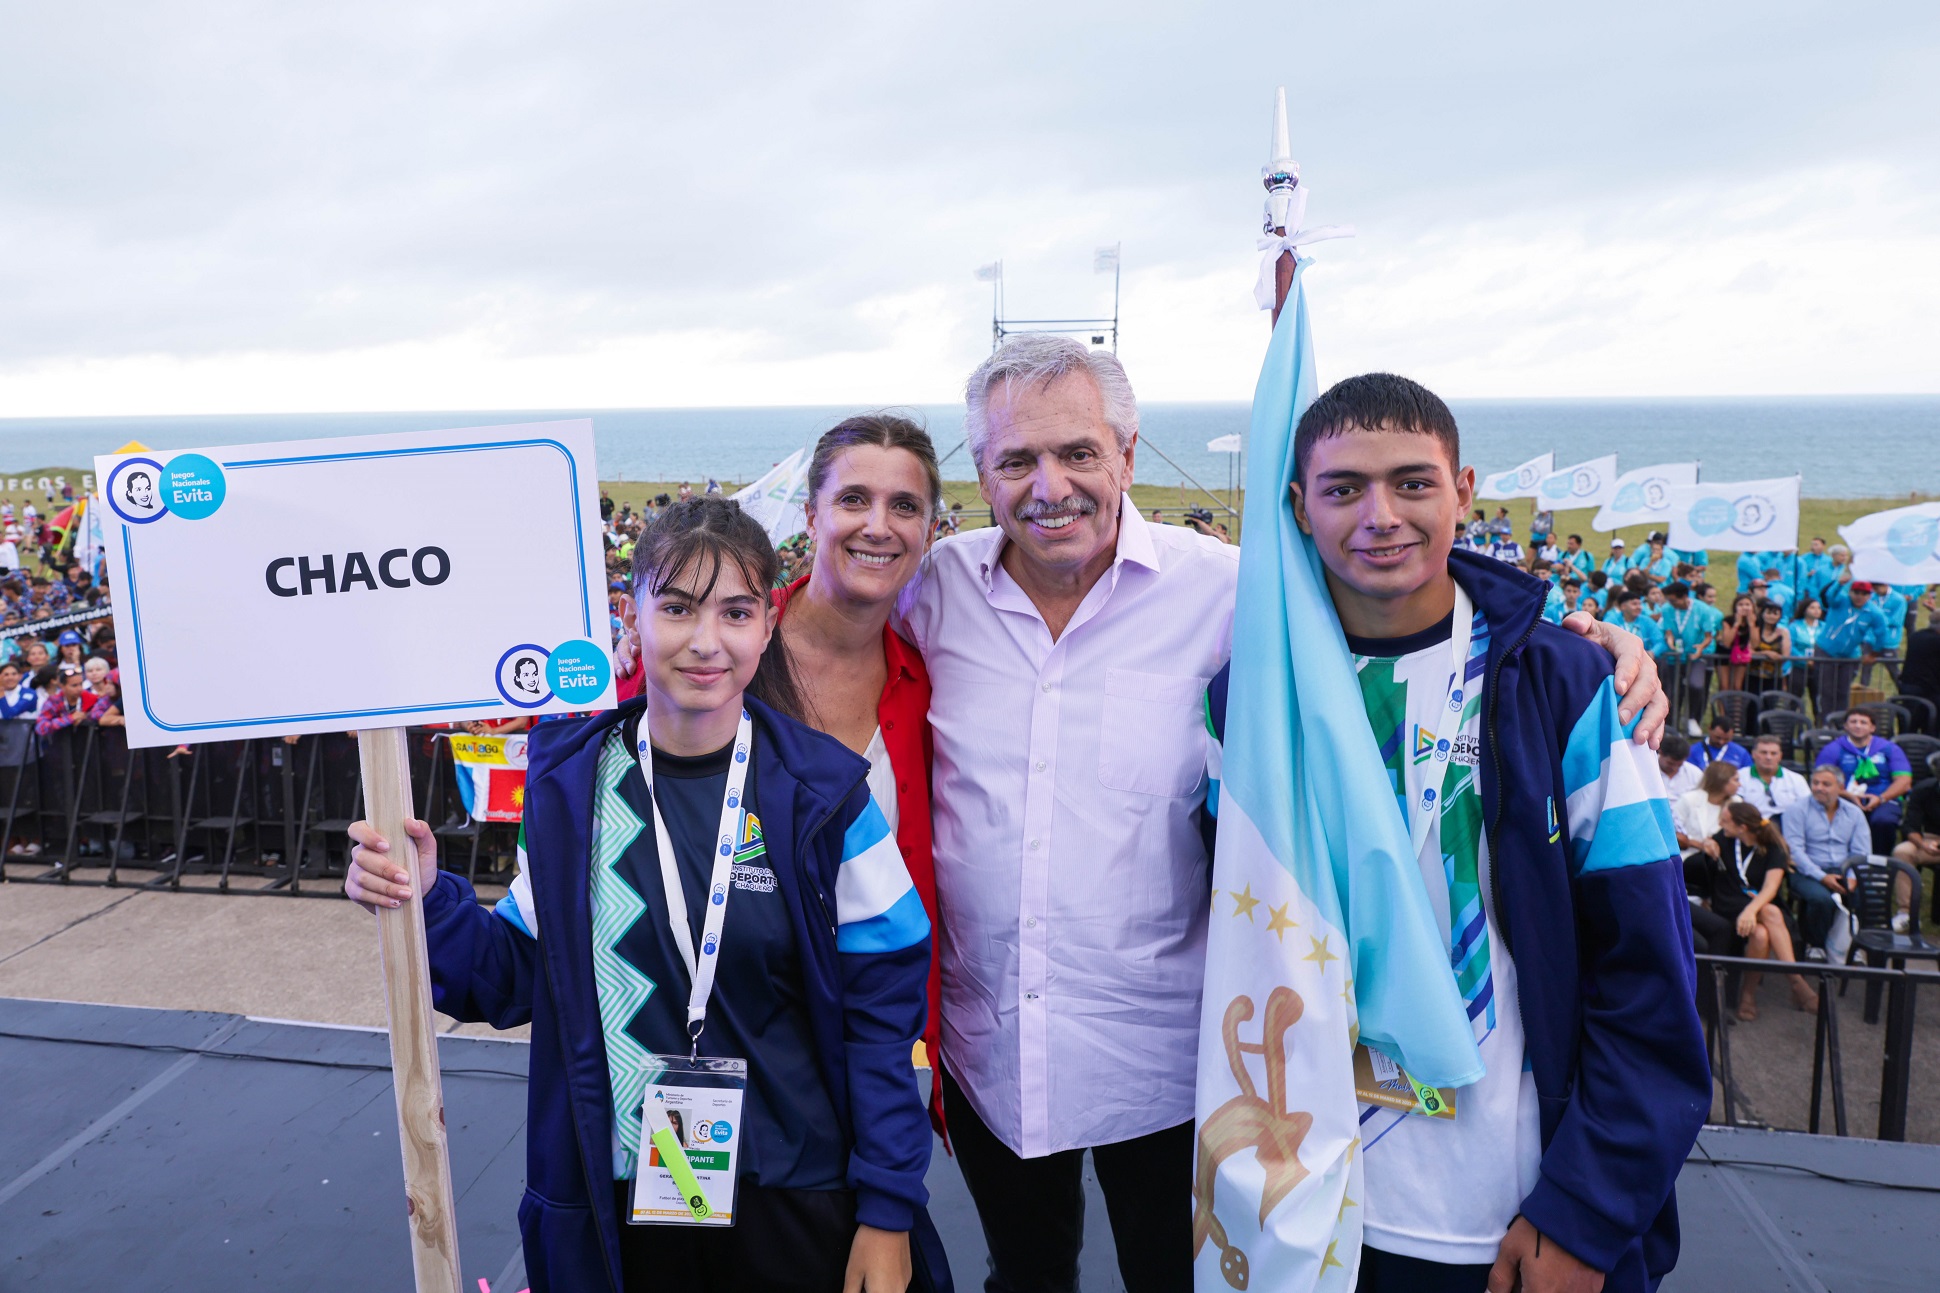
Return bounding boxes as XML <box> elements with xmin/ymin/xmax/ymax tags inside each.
<box><xmin>634</xmin><ymin>707</ymin><xmax>754</xmax><ymax>1058</ymax></box>
<box><xmin>1401</xmin><ymin>586</ymin><xmax>1476</xmax><ymax>865</ymax></box>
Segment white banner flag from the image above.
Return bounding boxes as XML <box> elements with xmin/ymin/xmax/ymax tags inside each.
<box><xmin>1533</xmin><ymin>454</ymin><xmax>1618</xmax><ymax>511</ymax></box>
<box><xmin>1666</xmin><ymin>476</ymin><xmax>1800</xmax><ymax>554</ymax></box>
<box><xmin>1591</xmin><ymin>462</ymin><xmax>1700</xmax><ymax>533</ymax></box>
<box><xmin>1474</xmin><ymin>453</ymin><xmax>1553</xmax><ymax>500</ymax></box>
<box><xmin>730</xmin><ymin>447</ymin><xmax>811</xmax><ymax>544</ymax></box>
<box><xmin>1839</xmin><ymin>501</ymin><xmax>1940</xmax><ymax>585</ymax></box>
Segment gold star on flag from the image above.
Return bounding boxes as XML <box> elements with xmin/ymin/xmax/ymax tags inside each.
<box><xmin>1231</xmin><ymin>884</ymin><xmax>1261</xmax><ymax>920</ymax></box>
<box><xmin>1338</xmin><ymin>1193</ymin><xmax>1357</xmax><ymax>1218</ymax></box>
<box><xmin>1302</xmin><ymin>934</ymin><xmax>1338</xmax><ymax>968</ymax></box>
<box><xmin>1266</xmin><ymin>902</ymin><xmax>1296</xmax><ymax>941</ymax></box>
<box><xmin>1321</xmin><ymin>1240</ymin><xmax>1345</xmax><ymax>1273</ymax></box>
<box><xmin>1341</xmin><ymin>978</ymin><xmax>1356</xmax><ymax>1007</ymax></box>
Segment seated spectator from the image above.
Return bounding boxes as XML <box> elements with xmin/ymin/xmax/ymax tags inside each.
<box><xmin>1687</xmin><ymin>801</ymin><xmax>1817</xmax><ymax>1016</ymax></box>
<box><xmin>1690</xmin><ymin>715</ymin><xmax>1752</xmax><ymax>771</ymax></box>
<box><xmin>1612</xmin><ymin>588</ymin><xmax>1667</xmax><ymax>655</ymax></box>
<box><xmin>1674</xmin><ymin>760</ymin><xmax>1741</xmax><ymax>863</ymax></box>
<box><xmin>1738</xmin><ymin>736</ymin><xmax>1809</xmax><ymax>820</ymax></box>
<box><xmin>1558</xmin><ymin>576</ymin><xmax>1585</xmax><ymax>620</ymax></box>
<box><xmin>1601</xmin><ymin>537</ymin><xmax>1629</xmax><ymax>582</ymax></box>
<box><xmin>1486</xmin><ymin>530</ymin><xmax>1524</xmax><ymax>564</ymax></box>
<box><xmin>1782</xmin><ymin>766</ymin><xmax>1868</xmax><ymax>952</ymax></box>
<box><xmin>55</xmin><ymin>628</ymin><xmax>83</xmax><ymax>667</ymax></box>
<box><xmin>1658</xmin><ymin>731</ymin><xmax>1702</xmax><ymax>797</ymax></box>
<box><xmin>0</xmin><ymin>661</ymin><xmax>34</xmax><ymax>720</ymax></box>
<box><xmin>36</xmin><ymin>663</ymin><xmax>114</xmax><ymax>736</ymax></box>
<box><xmin>1816</xmin><ymin>708</ymin><xmax>1912</xmax><ymax>854</ymax></box>
<box><xmin>1559</xmin><ymin>533</ymin><xmax>1595</xmax><ymax>580</ymax></box>
<box><xmin>1633</xmin><ymin>531</ymin><xmax>1676</xmax><ymax>584</ymax></box>
<box><xmin>1584</xmin><ymin>568</ymin><xmax>1611</xmax><ymax>611</ymax></box>
<box><xmin>1890</xmin><ymin>772</ymin><xmax>1940</xmax><ymax>934</ymax></box>
<box><xmin>1644</xmin><ymin>584</ymin><xmax>1669</xmax><ymax>623</ymax></box>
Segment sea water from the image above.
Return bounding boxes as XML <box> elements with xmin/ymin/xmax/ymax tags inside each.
<box><xmin>1</xmin><ymin>396</ymin><xmax>1933</xmax><ymax>499</ymax></box>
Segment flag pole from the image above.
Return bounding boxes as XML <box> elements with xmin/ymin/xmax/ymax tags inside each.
<box><xmin>360</xmin><ymin>727</ymin><xmax>463</xmax><ymax>1292</ymax></box>
<box><xmin>1265</xmin><ymin>87</ymin><xmax>1299</xmax><ymax>326</ymax></box>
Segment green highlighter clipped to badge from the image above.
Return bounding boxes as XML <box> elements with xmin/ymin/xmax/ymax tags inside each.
<box><xmin>644</xmin><ymin>1099</ymin><xmax>712</xmax><ymax>1220</ymax></box>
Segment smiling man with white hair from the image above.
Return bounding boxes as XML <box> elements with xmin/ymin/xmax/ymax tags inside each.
<box><xmin>895</xmin><ymin>334</ymin><xmax>1668</xmax><ymax>1293</ymax></box>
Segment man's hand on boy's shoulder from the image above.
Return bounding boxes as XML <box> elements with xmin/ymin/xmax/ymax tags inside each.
<box><xmin>1561</xmin><ymin>611</ymin><xmax>1669</xmax><ymax>751</ymax></box>
<box><xmin>1488</xmin><ymin>1217</ymin><xmax>1605</xmax><ymax>1293</ymax></box>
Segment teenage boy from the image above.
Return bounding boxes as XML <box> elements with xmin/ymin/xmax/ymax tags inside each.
<box><xmin>1613</xmin><ymin>589</ymin><xmax>1667</xmax><ymax>657</ymax></box>
<box><xmin>1210</xmin><ymin>375</ymin><xmax>1706</xmax><ymax>1293</ymax></box>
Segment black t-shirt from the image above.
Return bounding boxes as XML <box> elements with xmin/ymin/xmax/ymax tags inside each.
<box><xmin>1698</xmin><ymin>834</ymin><xmax>1787</xmax><ymax>920</ymax></box>
<box><xmin>610</xmin><ymin>714</ymin><xmax>846</xmax><ymax>1190</ymax></box>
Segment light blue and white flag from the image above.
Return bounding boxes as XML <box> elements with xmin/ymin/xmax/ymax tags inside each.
<box><xmin>1666</xmin><ymin>475</ymin><xmax>1800</xmax><ymax>554</ymax></box>
<box><xmin>1535</xmin><ymin>454</ymin><xmax>1619</xmax><ymax>511</ymax></box>
<box><xmin>1475</xmin><ymin>452</ymin><xmax>1553</xmax><ymax>501</ymax></box>
<box><xmin>730</xmin><ymin>447</ymin><xmax>811</xmax><ymax>543</ymax></box>
<box><xmin>1192</xmin><ymin>261</ymin><xmax>1484</xmax><ymax>1293</ymax></box>
<box><xmin>1840</xmin><ymin>501</ymin><xmax>1940</xmax><ymax>585</ymax></box>
<box><xmin>1591</xmin><ymin>461</ymin><xmax>1699</xmax><ymax>533</ymax></box>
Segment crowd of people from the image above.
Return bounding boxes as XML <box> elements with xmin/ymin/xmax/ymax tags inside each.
<box><xmin>339</xmin><ymin>334</ymin><xmax>1717</xmax><ymax>1293</ymax></box>
<box><xmin>1457</xmin><ymin>506</ymin><xmax>1939</xmax><ymax>728</ymax></box>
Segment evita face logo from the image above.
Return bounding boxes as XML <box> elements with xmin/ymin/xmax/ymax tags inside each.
<box><xmin>106</xmin><ymin>454</ymin><xmax>227</xmax><ymax>526</ymax></box>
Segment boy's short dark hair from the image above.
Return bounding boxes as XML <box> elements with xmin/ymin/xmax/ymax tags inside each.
<box><xmin>1660</xmin><ymin>733</ymin><xmax>1691</xmax><ymax>761</ymax></box>
<box><xmin>1616</xmin><ymin>589</ymin><xmax>1641</xmax><ymax>607</ymax></box>
<box><xmin>1665</xmin><ymin>581</ymin><xmax>1691</xmax><ymax>597</ymax></box>
<box><xmin>1292</xmin><ymin>372</ymin><xmax>1459</xmax><ymax>486</ymax></box>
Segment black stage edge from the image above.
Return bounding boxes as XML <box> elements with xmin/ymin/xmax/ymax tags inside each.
<box><xmin>4</xmin><ymin>998</ymin><xmax>1934</xmax><ymax>1292</ymax></box>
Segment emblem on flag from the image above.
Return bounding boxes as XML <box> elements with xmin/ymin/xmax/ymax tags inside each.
<box><xmin>448</xmin><ymin>734</ymin><xmax>528</xmax><ymax>822</ymax></box>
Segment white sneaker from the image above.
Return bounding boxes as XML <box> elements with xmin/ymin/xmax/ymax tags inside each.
<box><xmin>1891</xmin><ymin>912</ymin><xmax>1910</xmax><ymax>934</ymax></box>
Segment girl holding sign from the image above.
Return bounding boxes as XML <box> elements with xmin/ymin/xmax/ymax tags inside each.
<box><xmin>347</xmin><ymin>496</ymin><xmax>945</xmax><ymax>1293</ymax></box>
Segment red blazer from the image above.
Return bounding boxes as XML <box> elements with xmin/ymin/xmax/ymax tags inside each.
<box><xmin>618</xmin><ymin>583</ymin><xmax>945</xmax><ymax>1133</ymax></box>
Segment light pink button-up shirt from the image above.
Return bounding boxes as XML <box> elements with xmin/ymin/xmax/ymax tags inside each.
<box><xmin>900</xmin><ymin>498</ymin><xmax>1238</xmax><ymax>1156</ymax></box>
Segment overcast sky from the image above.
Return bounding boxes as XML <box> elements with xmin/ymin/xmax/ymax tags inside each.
<box><xmin>1</xmin><ymin>1</ymin><xmax>1934</xmax><ymax>415</ymax></box>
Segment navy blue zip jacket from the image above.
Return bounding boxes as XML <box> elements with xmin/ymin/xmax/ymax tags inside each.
<box><xmin>417</xmin><ymin>694</ymin><xmax>951</xmax><ymax>1293</ymax></box>
<box><xmin>1210</xmin><ymin>550</ymin><xmax>1709</xmax><ymax>1289</ymax></box>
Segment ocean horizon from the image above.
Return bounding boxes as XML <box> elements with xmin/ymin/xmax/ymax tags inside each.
<box><xmin>2</xmin><ymin>394</ymin><xmax>1935</xmax><ymax>499</ymax></box>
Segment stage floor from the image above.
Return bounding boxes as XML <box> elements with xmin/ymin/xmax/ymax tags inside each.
<box><xmin>2</xmin><ymin>997</ymin><xmax>1932</xmax><ymax>1292</ymax></box>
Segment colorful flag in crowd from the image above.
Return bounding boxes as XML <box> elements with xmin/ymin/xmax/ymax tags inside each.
<box><xmin>449</xmin><ymin>733</ymin><xmax>529</xmax><ymax>822</ymax></box>
<box><xmin>1666</xmin><ymin>475</ymin><xmax>1800</xmax><ymax>554</ymax></box>
<box><xmin>1194</xmin><ymin>260</ymin><xmax>1483</xmax><ymax>1293</ymax></box>
<box><xmin>731</xmin><ymin>447</ymin><xmax>811</xmax><ymax>544</ymax></box>
<box><xmin>1534</xmin><ymin>454</ymin><xmax>1618</xmax><ymax>511</ymax></box>
<box><xmin>1839</xmin><ymin>500</ymin><xmax>1940</xmax><ymax>585</ymax></box>
<box><xmin>1591</xmin><ymin>461</ymin><xmax>1700</xmax><ymax>532</ymax></box>
<box><xmin>1474</xmin><ymin>452</ymin><xmax>1553</xmax><ymax>500</ymax></box>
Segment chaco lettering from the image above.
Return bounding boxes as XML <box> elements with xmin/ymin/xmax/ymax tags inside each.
<box><xmin>265</xmin><ymin>546</ymin><xmax>452</xmax><ymax>598</ymax></box>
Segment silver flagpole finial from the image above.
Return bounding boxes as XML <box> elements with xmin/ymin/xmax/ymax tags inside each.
<box><xmin>1262</xmin><ymin>86</ymin><xmax>1299</xmax><ymax>235</ymax></box>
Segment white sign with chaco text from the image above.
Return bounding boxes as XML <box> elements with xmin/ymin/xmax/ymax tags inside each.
<box><xmin>97</xmin><ymin>420</ymin><xmax>615</xmax><ymax>748</ymax></box>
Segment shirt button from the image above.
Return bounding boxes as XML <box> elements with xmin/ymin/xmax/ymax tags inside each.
<box><xmin>1034</xmin><ymin>760</ymin><xmax>1046</xmax><ymax>772</ymax></box>
<box><xmin>885</xmin><ymin>720</ymin><xmax>895</xmax><ymax>730</ymax></box>
<box><xmin>1025</xmin><ymin>992</ymin><xmax>1040</xmax><ymax>1001</ymax></box>
<box><xmin>1027</xmin><ymin>916</ymin><xmax>1038</xmax><ymax>928</ymax></box>
<box><xmin>1041</xmin><ymin>681</ymin><xmax>1053</xmax><ymax>692</ymax></box>
<box><xmin>1029</xmin><ymin>839</ymin><xmax>1040</xmax><ymax>850</ymax></box>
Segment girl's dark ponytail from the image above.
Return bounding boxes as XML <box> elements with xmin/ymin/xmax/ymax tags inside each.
<box><xmin>631</xmin><ymin>496</ymin><xmax>806</xmax><ymax>722</ymax></box>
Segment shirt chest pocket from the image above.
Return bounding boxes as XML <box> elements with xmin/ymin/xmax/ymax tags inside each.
<box><xmin>1097</xmin><ymin>667</ymin><xmax>1210</xmax><ymax>798</ymax></box>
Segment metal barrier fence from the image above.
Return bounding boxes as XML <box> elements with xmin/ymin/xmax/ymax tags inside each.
<box><xmin>1656</xmin><ymin>652</ymin><xmax>1926</xmax><ymax>738</ymax></box>
<box><xmin>0</xmin><ymin>721</ymin><xmax>520</xmax><ymax>898</ymax></box>
<box><xmin>1698</xmin><ymin>952</ymin><xmax>1937</xmax><ymax>1142</ymax></box>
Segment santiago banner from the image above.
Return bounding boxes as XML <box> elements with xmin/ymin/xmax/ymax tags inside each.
<box><xmin>1591</xmin><ymin>462</ymin><xmax>1700</xmax><ymax>533</ymax></box>
<box><xmin>1533</xmin><ymin>455</ymin><xmax>1618</xmax><ymax>512</ymax></box>
<box><xmin>1474</xmin><ymin>453</ymin><xmax>1553</xmax><ymax>501</ymax></box>
<box><xmin>1666</xmin><ymin>476</ymin><xmax>1800</xmax><ymax>555</ymax></box>
<box><xmin>448</xmin><ymin>733</ymin><xmax>529</xmax><ymax>822</ymax></box>
<box><xmin>1193</xmin><ymin>260</ymin><xmax>1483</xmax><ymax>1293</ymax></box>
<box><xmin>1839</xmin><ymin>501</ymin><xmax>1940</xmax><ymax>585</ymax></box>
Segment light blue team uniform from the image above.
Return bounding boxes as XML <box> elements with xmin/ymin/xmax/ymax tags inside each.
<box><xmin>1616</xmin><ymin>611</ymin><xmax>1667</xmax><ymax>656</ymax></box>
<box><xmin>1795</xmin><ymin>553</ymin><xmax>1835</xmax><ymax>605</ymax></box>
<box><xmin>1873</xmin><ymin>588</ymin><xmax>1909</xmax><ymax>651</ymax></box>
<box><xmin>1758</xmin><ymin>580</ymin><xmax>1795</xmax><ymax>616</ymax></box>
<box><xmin>1543</xmin><ymin>583</ymin><xmax>1568</xmax><ymax>625</ymax></box>
<box><xmin>1660</xmin><ymin>604</ymin><xmax>1713</xmax><ymax>661</ymax></box>
<box><xmin>1561</xmin><ymin>549</ymin><xmax>1595</xmax><ymax>581</ymax></box>
<box><xmin>1818</xmin><ymin>602</ymin><xmax>1890</xmax><ymax>660</ymax></box>
<box><xmin>1630</xmin><ymin>550</ymin><xmax>1676</xmax><ymax>583</ymax></box>
<box><xmin>1601</xmin><ymin>555</ymin><xmax>1631</xmax><ymax>582</ymax></box>
<box><xmin>1785</xmin><ymin>617</ymin><xmax>1824</xmax><ymax>676</ymax></box>
<box><xmin>1669</xmin><ymin>548</ymin><xmax>1708</xmax><ymax>570</ymax></box>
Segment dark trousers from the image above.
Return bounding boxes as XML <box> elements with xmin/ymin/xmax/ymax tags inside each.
<box><xmin>1791</xmin><ymin>874</ymin><xmax>1845</xmax><ymax>950</ymax></box>
<box><xmin>1355</xmin><ymin>1245</ymin><xmax>1494</xmax><ymax>1293</ymax></box>
<box><xmin>942</xmin><ymin>1070</ymin><xmax>1192</xmax><ymax>1293</ymax></box>
<box><xmin>615</xmin><ymin>1179</ymin><xmax>856</xmax><ymax>1293</ymax></box>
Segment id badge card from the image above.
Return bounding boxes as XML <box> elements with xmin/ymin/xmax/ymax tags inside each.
<box><xmin>627</xmin><ymin>1055</ymin><xmax>747</xmax><ymax>1226</ymax></box>
<box><xmin>1353</xmin><ymin>1044</ymin><xmax>1457</xmax><ymax>1121</ymax></box>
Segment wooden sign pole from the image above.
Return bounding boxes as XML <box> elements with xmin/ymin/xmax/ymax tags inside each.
<box><xmin>359</xmin><ymin>727</ymin><xmax>463</xmax><ymax>1292</ymax></box>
